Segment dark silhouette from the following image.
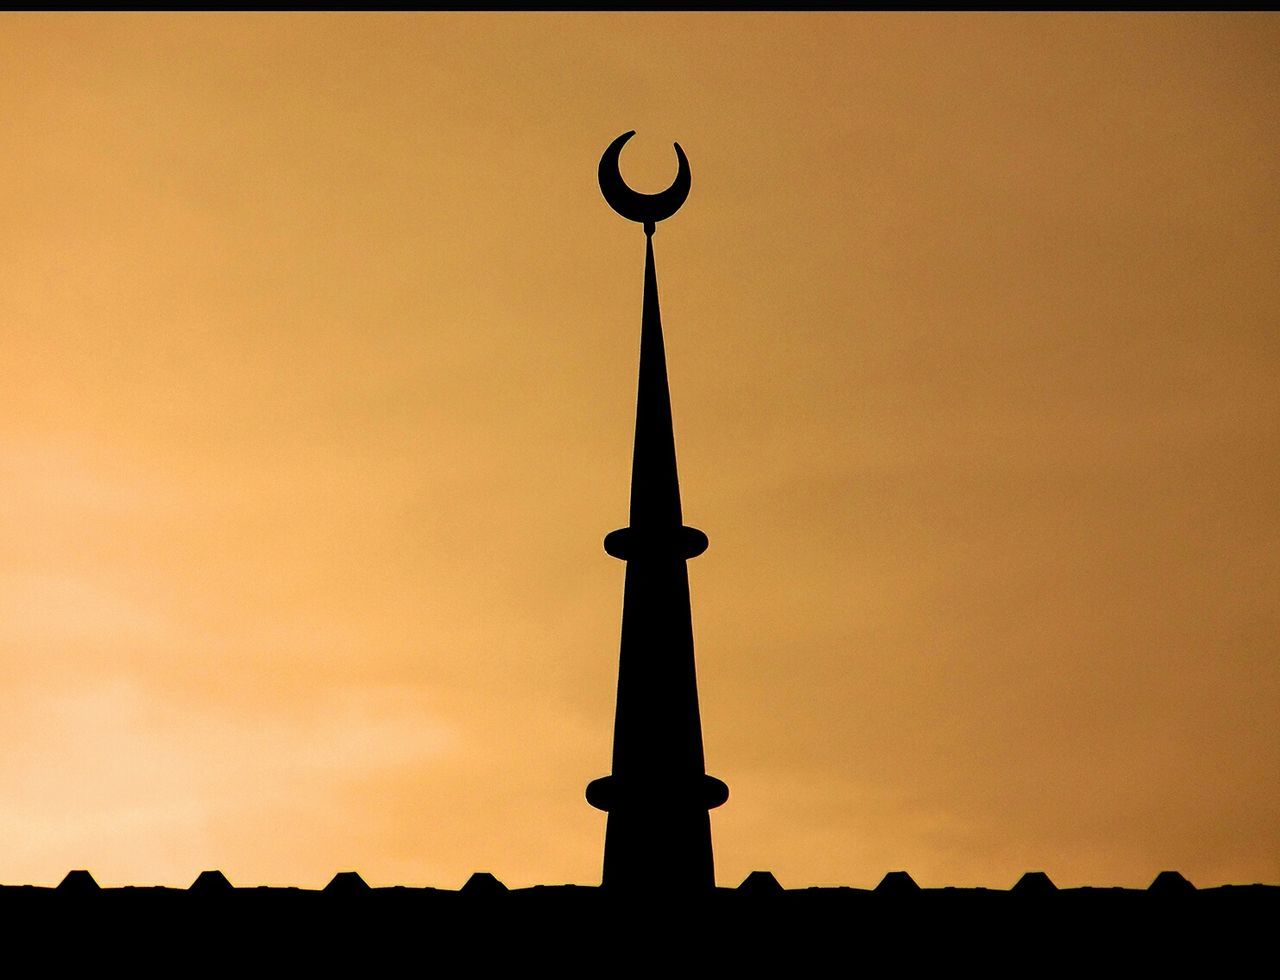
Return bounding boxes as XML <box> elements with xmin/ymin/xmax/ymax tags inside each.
<box><xmin>56</xmin><ymin>870</ymin><xmax>99</xmax><ymax>894</ymax></box>
<box><xmin>6</xmin><ymin>867</ymin><xmax>1276</xmax><ymax>966</ymax></box>
<box><xmin>460</xmin><ymin>871</ymin><xmax>508</xmax><ymax>896</ymax></box>
<box><xmin>1150</xmin><ymin>869</ymin><xmax>1197</xmax><ymax>895</ymax></box>
<box><xmin>1011</xmin><ymin>870</ymin><xmax>1058</xmax><ymax>895</ymax></box>
<box><xmin>596</xmin><ymin>130</ymin><xmax>691</xmax><ymax>233</ymax></box>
<box><xmin>738</xmin><ymin>870</ymin><xmax>785</xmax><ymax>896</ymax></box>
<box><xmin>324</xmin><ymin>871</ymin><xmax>371</xmax><ymax>895</ymax></box>
<box><xmin>189</xmin><ymin>869</ymin><xmax>234</xmax><ymax>894</ymax></box>
<box><xmin>585</xmin><ymin>132</ymin><xmax>728</xmax><ymax>894</ymax></box>
<box><xmin>875</xmin><ymin>870</ymin><xmax>922</xmax><ymax>895</ymax></box>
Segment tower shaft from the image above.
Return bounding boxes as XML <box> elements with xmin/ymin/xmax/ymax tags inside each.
<box><xmin>587</xmin><ymin>230</ymin><xmax>727</xmax><ymax>893</ymax></box>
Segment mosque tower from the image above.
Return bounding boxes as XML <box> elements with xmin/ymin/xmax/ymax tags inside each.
<box><xmin>586</xmin><ymin>132</ymin><xmax>729</xmax><ymax>892</ymax></box>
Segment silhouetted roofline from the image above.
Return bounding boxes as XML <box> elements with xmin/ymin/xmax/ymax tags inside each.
<box><xmin>10</xmin><ymin>868</ymin><xmax>1278</xmax><ymax>895</ymax></box>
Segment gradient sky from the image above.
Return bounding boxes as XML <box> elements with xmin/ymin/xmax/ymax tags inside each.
<box><xmin>2</xmin><ymin>13</ymin><xmax>1277</xmax><ymax>889</ymax></box>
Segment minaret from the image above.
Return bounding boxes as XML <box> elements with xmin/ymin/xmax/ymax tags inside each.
<box><xmin>586</xmin><ymin>132</ymin><xmax>728</xmax><ymax>893</ymax></box>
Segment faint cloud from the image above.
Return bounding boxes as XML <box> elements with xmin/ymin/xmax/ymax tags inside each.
<box><xmin>0</xmin><ymin>678</ymin><xmax>453</xmax><ymax>885</ymax></box>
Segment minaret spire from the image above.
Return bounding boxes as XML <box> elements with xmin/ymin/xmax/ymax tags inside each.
<box><xmin>587</xmin><ymin>132</ymin><xmax>728</xmax><ymax>893</ymax></box>
<box><xmin>628</xmin><ymin>231</ymin><xmax>683</xmax><ymax>529</ymax></box>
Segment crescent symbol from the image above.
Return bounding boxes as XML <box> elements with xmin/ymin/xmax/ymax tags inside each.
<box><xmin>598</xmin><ymin>131</ymin><xmax>691</xmax><ymax>228</ymax></box>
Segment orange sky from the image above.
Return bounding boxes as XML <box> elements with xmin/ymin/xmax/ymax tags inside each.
<box><xmin>2</xmin><ymin>13</ymin><xmax>1277</xmax><ymax>889</ymax></box>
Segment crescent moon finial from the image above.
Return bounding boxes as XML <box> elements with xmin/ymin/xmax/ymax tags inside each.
<box><xmin>598</xmin><ymin>131</ymin><xmax>691</xmax><ymax>233</ymax></box>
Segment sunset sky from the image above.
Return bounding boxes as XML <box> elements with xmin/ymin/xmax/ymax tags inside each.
<box><xmin>2</xmin><ymin>13</ymin><xmax>1277</xmax><ymax>889</ymax></box>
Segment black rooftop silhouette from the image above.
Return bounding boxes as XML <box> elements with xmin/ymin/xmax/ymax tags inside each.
<box><xmin>324</xmin><ymin>871</ymin><xmax>371</xmax><ymax>895</ymax></box>
<box><xmin>56</xmin><ymin>870</ymin><xmax>99</xmax><ymax>894</ymax></box>
<box><xmin>738</xmin><ymin>870</ymin><xmax>785</xmax><ymax>896</ymax></box>
<box><xmin>1011</xmin><ymin>870</ymin><xmax>1058</xmax><ymax>895</ymax></box>
<box><xmin>1149</xmin><ymin>870</ymin><xmax>1197</xmax><ymax>895</ymax></box>
<box><xmin>875</xmin><ymin>870</ymin><xmax>922</xmax><ymax>895</ymax></box>
<box><xmin>189</xmin><ymin>869</ymin><xmax>234</xmax><ymax>895</ymax></box>
<box><xmin>5</xmin><ymin>868</ymin><xmax>1275</xmax><ymax>964</ymax></box>
<box><xmin>460</xmin><ymin>872</ymin><xmax>509</xmax><ymax>896</ymax></box>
